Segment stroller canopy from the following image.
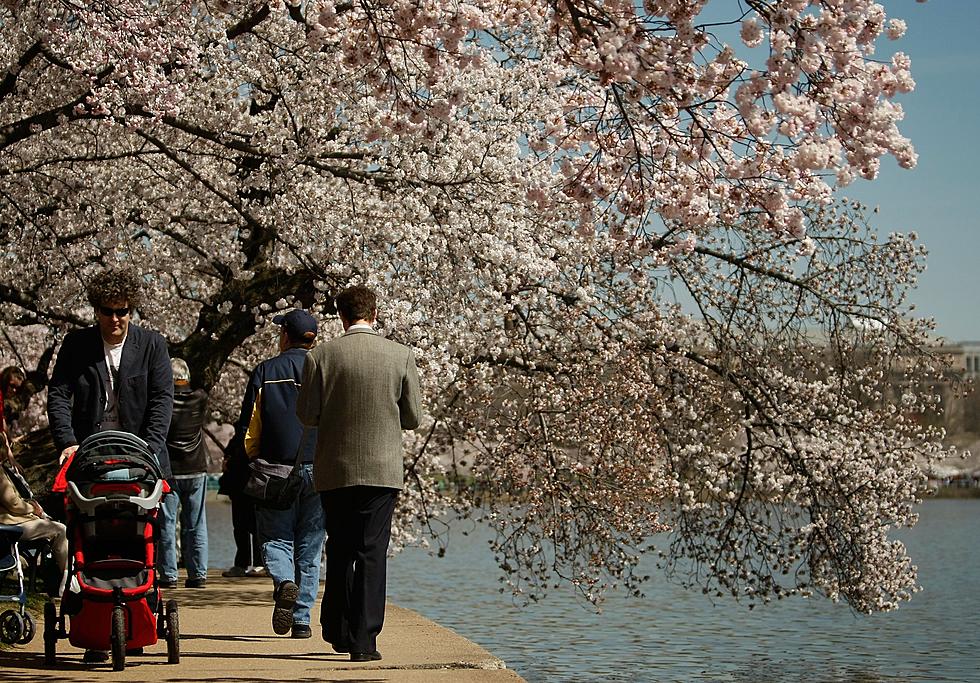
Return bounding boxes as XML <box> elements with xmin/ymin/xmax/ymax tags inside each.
<box><xmin>66</xmin><ymin>431</ymin><xmax>163</xmax><ymax>485</ymax></box>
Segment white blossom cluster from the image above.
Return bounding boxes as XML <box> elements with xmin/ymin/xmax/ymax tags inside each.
<box><xmin>0</xmin><ymin>0</ymin><xmax>951</xmax><ymax>610</ymax></box>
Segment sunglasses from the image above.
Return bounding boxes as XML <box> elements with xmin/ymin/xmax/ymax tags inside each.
<box><xmin>98</xmin><ymin>305</ymin><xmax>131</xmax><ymax>318</ymax></box>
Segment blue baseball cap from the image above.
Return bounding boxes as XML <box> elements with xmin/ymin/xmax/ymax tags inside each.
<box><xmin>272</xmin><ymin>309</ymin><xmax>317</xmax><ymax>340</ymax></box>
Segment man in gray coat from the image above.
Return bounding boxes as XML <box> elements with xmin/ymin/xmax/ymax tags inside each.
<box><xmin>296</xmin><ymin>285</ymin><xmax>421</xmax><ymax>663</ymax></box>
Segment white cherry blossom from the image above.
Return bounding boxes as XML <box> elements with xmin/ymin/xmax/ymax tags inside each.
<box><xmin>0</xmin><ymin>0</ymin><xmax>949</xmax><ymax>612</ymax></box>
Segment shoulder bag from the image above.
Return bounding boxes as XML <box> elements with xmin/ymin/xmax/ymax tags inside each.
<box><xmin>243</xmin><ymin>428</ymin><xmax>309</xmax><ymax>510</ymax></box>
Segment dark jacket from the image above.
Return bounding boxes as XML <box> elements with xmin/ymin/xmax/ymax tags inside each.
<box><xmin>217</xmin><ymin>429</ymin><xmax>250</xmax><ymax>495</ymax></box>
<box><xmin>47</xmin><ymin>324</ymin><xmax>174</xmax><ymax>477</ymax></box>
<box><xmin>238</xmin><ymin>347</ymin><xmax>316</xmax><ymax>466</ymax></box>
<box><xmin>166</xmin><ymin>385</ymin><xmax>209</xmax><ymax>476</ymax></box>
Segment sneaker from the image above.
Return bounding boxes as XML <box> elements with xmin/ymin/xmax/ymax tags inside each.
<box><xmin>272</xmin><ymin>580</ymin><xmax>298</xmax><ymax>635</ymax></box>
<box><xmin>245</xmin><ymin>565</ymin><xmax>269</xmax><ymax>577</ymax></box>
<box><xmin>159</xmin><ymin>578</ymin><xmax>178</xmax><ymax>589</ymax></box>
<box><xmin>184</xmin><ymin>577</ymin><xmax>207</xmax><ymax>588</ymax></box>
<box><xmin>221</xmin><ymin>566</ymin><xmax>246</xmax><ymax>578</ymax></box>
<box><xmin>291</xmin><ymin>623</ymin><xmax>312</xmax><ymax>639</ymax></box>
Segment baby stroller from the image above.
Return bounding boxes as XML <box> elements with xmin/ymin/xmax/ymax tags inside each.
<box><xmin>0</xmin><ymin>524</ymin><xmax>37</xmax><ymax>646</ymax></box>
<box><xmin>0</xmin><ymin>458</ymin><xmax>58</xmax><ymax>647</ymax></box>
<box><xmin>44</xmin><ymin>430</ymin><xmax>179</xmax><ymax>670</ymax></box>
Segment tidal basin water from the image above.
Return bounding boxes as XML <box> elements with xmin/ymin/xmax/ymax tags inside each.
<box><xmin>206</xmin><ymin>498</ymin><xmax>979</xmax><ymax>682</ymax></box>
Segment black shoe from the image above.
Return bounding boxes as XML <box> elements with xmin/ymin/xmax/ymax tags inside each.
<box><xmin>350</xmin><ymin>650</ymin><xmax>382</xmax><ymax>662</ymax></box>
<box><xmin>291</xmin><ymin>624</ymin><xmax>312</xmax><ymax>639</ymax></box>
<box><xmin>83</xmin><ymin>649</ymin><xmax>109</xmax><ymax>663</ymax></box>
<box><xmin>321</xmin><ymin>626</ymin><xmax>350</xmax><ymax>652</ymax></box>
<box><xmin>159</xmin><ymin>578</ymin><xmax>178</xmax><ymax>589</ymax></box>
<box><xmin>272</xmin><ymin>580</ymin><xmax>298</xmax><ymax>635</ymax></box>
<box><xmin>328</xmin><ymin>640</ymin><xmax>350</xmax><ymax>653</ymax></box>
<box><xmin>184</xmin><ymin>577</ymin><xmax>207</xmax><ymax>588</ymax></box>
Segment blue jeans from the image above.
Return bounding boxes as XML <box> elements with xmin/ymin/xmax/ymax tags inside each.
<box><xmin>160</xmin><ymin>474</ymin><xmax>209</xmax><ymax>581</ymax></box>
<box><xmin>255</xmin><ymin>464</ymin><xmax>325</xmax><ymax>626</ymax></box>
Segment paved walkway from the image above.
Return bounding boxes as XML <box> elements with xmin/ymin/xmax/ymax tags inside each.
<box><xmin>0</xmin><ymin>571</ymin><xmax>525</xmax><ymax>682</ymax></box>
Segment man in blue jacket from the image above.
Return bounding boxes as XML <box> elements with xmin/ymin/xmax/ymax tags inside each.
<box><xmin>236</xmin><ymin>309</ymin><xmax>323</xmax><ymax>639</ymax></box>
<box><xmin>47</xmin><ymin>267</ymin><xmax>174</xmax><ymax>477</ymax></box>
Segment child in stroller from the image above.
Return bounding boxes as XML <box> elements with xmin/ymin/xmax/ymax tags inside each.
<box><xmin>45</xmin><ymin>430</ymin><xmax>179</xmax><ymax>670</ymax></box>
<box><xmin>0</xmin><ymin>453</ymin><xmax>69</xmax><ymax>647</ymax></box>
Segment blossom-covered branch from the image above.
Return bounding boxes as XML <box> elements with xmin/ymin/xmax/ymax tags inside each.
<box><xmin>0</xmin><ymin>0</ymin><xmax>948</xmax><ymax>612</ymax></box>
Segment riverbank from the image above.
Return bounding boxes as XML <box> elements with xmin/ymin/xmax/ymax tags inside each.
<box><xmin>929</xmin><ymin>485</ymin><xmax>980</xmax><ymax>498</ymax></box>
<box><xmin>0</xmin><ymin>571</ymin><xmax>525</xmax><ymax>682</ymax></box>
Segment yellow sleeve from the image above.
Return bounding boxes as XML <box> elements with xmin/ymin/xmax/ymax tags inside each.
<box><xmin>243</xmin><ymin>388</ymin><xmax>263</xmax><ymax>459</ymax></box>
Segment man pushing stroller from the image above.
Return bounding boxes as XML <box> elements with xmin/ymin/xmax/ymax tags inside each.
<box><xmin>47</xmin><ymin>266</ymin><xmax>174</xmax><ymax>478</ymax></box>
<box><xmin>46</xmin><ymin>266</ymin><xmax>174</xmax><ymax>663</ymax></box>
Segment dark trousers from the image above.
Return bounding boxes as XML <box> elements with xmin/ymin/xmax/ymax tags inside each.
<box><xmin>230</xmin><ymin>493</ymin><xmax>260</xmax><ymax>568</ymax></box>
<box><xmin>319</xmin><ymin>486</ymin><xmax>398</xmax><ymax>653</ymax></box>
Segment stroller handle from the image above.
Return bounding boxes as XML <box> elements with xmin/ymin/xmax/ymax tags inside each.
<box><xmin>67</xmin><ymin>479</ymin><xmax>165</xmax><ymax>516</ymax></box>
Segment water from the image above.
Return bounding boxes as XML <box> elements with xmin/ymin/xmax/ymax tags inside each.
<box><xmin>206</xmin><ymin>498</ymin><xmax>980</xmax><ymax>682</ymax></box>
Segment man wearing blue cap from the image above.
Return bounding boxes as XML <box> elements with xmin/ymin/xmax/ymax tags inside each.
<box><xmin>235</xmin><ymin>309</ymin><xmax>324</xmax><ymax>639</ymax></box>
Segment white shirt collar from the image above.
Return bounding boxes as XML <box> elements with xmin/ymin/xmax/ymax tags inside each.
<box><xmin>347</xmin><ymin>323</ymin><xmax>374</xmax><ymax>332</ymax></box>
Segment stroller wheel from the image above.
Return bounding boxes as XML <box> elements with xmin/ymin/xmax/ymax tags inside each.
<box><xmin>110</xmin><ymin>606</ymin><xmax>126</xmax><ymax>671</ymax></box>
<box><xmin>0</xmin><ymin>609</ymin><xmax>24</xmax><ymax>644</ymax></box>
<box><xmin>43</xmin><ymin>602</ymin><xmax>58</xmax><ymax>665</ymax></box>
<box><xmin>165</xmin><ymin>599</ymin><xmax>179</xmax><ymax>664</ymax></box>
<box><xmin>17</xmin><ymin>611</ymin><xmax>35</xmax><ymax>644</ymax></box>
<box><xmin>156</xmin><ymin>600</ymin><xmax>167</xmax><ymax>638</ymax></box>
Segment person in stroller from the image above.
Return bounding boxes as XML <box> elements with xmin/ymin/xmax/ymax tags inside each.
<box><xmin>0</xmin><ymin>452</ymin><xmax>69</xmax><ymax>597</ymax></box>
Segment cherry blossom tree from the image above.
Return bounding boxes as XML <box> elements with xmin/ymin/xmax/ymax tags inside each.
<box><xmin>0</xmin><ymin>0</ymin><xmax>950</xmax><ymax>612</ymax></box>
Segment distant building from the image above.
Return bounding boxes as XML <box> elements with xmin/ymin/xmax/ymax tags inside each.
<box><xmin>915</xmin><ymin>340</ymin><xmax>980</xmax><ymax>380</ymax></box>
<box><xmin>955</xmin><ymin>341</ymin><xmax>980</xmax><ymax>379</ymax></box>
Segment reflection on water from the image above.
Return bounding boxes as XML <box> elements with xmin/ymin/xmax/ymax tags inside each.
<box><xmin>206</xmin><ymin>498</ymin><xmax>980</xmax><ymax>683</ymax></box>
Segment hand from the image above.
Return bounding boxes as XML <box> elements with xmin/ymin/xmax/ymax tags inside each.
<box><xmin>59</xmin><ymin>445</ymin><xmax>78</xmax><ymax>464</ymax></box>
<box><xmin>30</xmin><ymin>500</ymin><xmax>44</xmax><ymax>518</ymax></box>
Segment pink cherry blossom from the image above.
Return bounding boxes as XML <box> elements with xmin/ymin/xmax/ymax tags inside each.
<box><xmin>0</xmin><ymin>0</ymin><xmax>945</xmax><ymax>613</ymax></box>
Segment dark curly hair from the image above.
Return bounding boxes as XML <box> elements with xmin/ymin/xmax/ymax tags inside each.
<box><xmin>86</xmin><ymin>267</ymin><xmax>144</xmax><ymax>309</ymax></box>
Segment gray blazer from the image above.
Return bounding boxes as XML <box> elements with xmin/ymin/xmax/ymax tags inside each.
<box><xmin>296</xmin><ymin>328</ymin><xmax>421</xmax><ymax>491</ymax></box>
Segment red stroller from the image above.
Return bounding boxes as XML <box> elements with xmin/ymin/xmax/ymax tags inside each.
<box><xmin>44</xmin><ymin>430</ymin><xmax>179</xmax><ymax>670</ymax></box>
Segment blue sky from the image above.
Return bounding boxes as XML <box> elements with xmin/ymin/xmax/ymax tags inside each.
<box><xmin>845</xmin><ymin>1</ymin><xmax>980</xmax><ymax>341</ymax></box>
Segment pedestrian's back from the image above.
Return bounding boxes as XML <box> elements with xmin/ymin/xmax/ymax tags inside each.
<box><xmin>304</xmin><ymin>329</ymin><xmax>420</xmax><ymax>491</ymax></box>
